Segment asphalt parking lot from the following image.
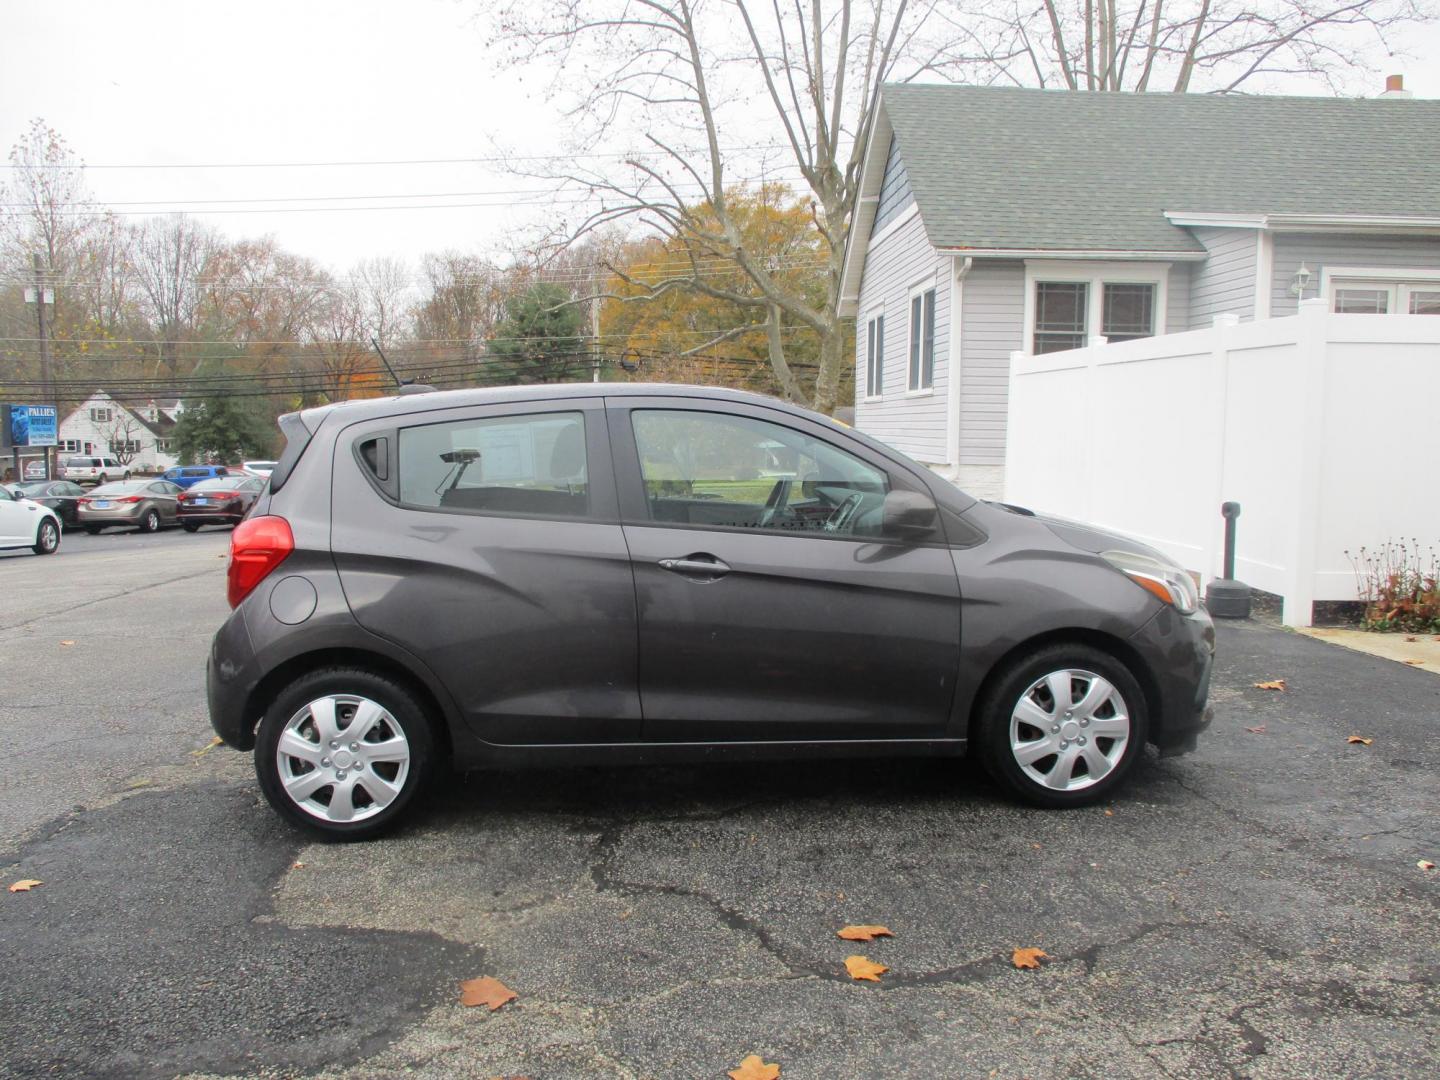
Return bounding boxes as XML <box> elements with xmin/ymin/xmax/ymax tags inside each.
<box><xmin>2</xmin><ymin>532</ymin><xmax>1437</xmax><ymax>1079</ymax></box>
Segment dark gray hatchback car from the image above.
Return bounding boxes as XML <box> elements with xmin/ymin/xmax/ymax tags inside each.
<box><xmin>209</xmin><ymin>383</ymin><xmax>1214</xmax><ymax>839</ymax></box>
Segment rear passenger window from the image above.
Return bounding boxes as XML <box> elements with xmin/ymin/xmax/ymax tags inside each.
<box><xmin>398</xmin><ymin>411</ymin><xmax>588</xmax><ymax>518</ymax></box>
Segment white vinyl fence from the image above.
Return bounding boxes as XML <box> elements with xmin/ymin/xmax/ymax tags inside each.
<box><xmin>1004</xmin><ymin>298</ymin><xmax>1440</xmax><ymax>626</ymax></box>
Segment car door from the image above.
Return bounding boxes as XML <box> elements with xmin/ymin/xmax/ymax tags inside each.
<box><xmin>0</xmin><ymin>486</ymin><xmax>32</xmax><ymax>544</ymax></box>
<box><xmin>608</xmin><ymin>398</ymin><xmax>962</xmax><ymax>742</ymax></box>
<box><xmin>329</xmin><ymin>397</ymin><xmax>642</xmax><ymax>745</ymax></box>
<box><xmin>147</xmin><ymin>481</ymin><xmax>180</xmax><ymax>522</ymax></box>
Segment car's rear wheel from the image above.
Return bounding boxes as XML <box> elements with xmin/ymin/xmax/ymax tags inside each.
<box><xmin>254</xmin><ymin>668</ymin><xmax>436</xmax><ymax>840</ymax></box>
<box><xmin>33</xmin><ymin>519</ymin><xmax>59</xmax><ymax>555</ymax></box>
<box><xmin>976</xmin><ymin>643</ymin><xmax>1148</xmax><ymax>808</ymax></box>
<box><xmin>139</xmin><ymin>509</ymin><xmax>160</xmax><ymax>533</ymax></box>
<box><xmin>84</xmin><ymin>526</ymin><xmax>102</xmax><ymax>535</ymax></box>
<box><xmin>182</xmin><ymin>522</ymin><xmax>201</xmax><ymax>533</ymax></box>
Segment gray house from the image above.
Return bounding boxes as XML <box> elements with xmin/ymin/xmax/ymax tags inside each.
<box><xmin>839</xmin><ymin>82</ymin><xmax>1440</xmax><ymax>497</ymax></box>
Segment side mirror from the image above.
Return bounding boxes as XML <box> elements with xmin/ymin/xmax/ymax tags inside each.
<box><xmin>882</xmin><ymin>489</ymin><xmax>938</xmax><ymax>540</ymax></box>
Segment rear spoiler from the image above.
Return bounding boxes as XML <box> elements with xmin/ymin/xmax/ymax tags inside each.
<box><xmin>268</xmin><ymin>412</ymin><xmax>316</xmax><ymax>494</ymax></box>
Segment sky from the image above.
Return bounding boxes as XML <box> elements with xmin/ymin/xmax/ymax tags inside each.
<box><xmin>3</xmin><ymin>0</ymin><xmax>1438</xmax><ymax>276</ymax></box>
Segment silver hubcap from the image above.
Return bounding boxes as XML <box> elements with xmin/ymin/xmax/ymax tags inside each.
<box><xmin>40</xmin><ymin>523</ymin><xmax>57</xmax><ymax>550</ymax></box>
<box><xmin>1009</xmin><ymin>668</ymin><xmax>1130</xmax><ymax>792</ymax></box>
<box><xmin>275</xmin><ymin>694</ymin><xmax>411</xmax><ymax>823</ymax></box>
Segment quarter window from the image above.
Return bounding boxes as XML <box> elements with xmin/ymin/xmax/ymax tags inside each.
<box><xmin>630</xmin><ymin>410</ymin><xmax>889</xmax><ymax>538</ymax></box>
<box><xmin>908</xmin><ymin>289</ymin><xmax>935</xmax><ymax>390</ymax></box>
<box><xmin>398</xmin><ymin>411</ymin><xmax>588</xmax><ymax>518</ymax></box>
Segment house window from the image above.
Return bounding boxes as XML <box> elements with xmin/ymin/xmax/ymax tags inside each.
<box><xmin>1326</xmin><ymin>270</ymin><xmax>1440</xmax><ymax>315</ymax></box>
<box><xmin>114</xmin><ymin>439</ymin><xmax>142</xmax><ymax>454</ymax></box>
<box><xmin>60</xmin><ymin>440</ymin><xmax>81</xmax><ymax>453</ymax></box>
<box><xmin>1030</xmin><ymin>267</ymin><xmax>1166</xmax><ymax>355</ymax></box>
<box><xmin>865</xmin><ymin>313</ymin><xmax>885</xmax><ymax>398</ymax></box>
<box><xmin>908</xmin><ymin>287</ymin><xmax>935</xmax><ymax>390</ymax></box>
<box><xmin>90</xmin><ymin>407</ymin><xmax>113</xmax><ymax>423</ymax></box>
<box><xmin>1034</xmin><ymin>282</ymin><xmax>1088</xmax><ymax>353</ymax></box>
<box><xmin>1101</xmin><ymin>283</ymin><xmax>1156</xmax><ymax>342</ymax></box>
<box><xmin>156</xmin><ymin>439</ymin><xmax>174</xmax><ymax>453</ymax></box>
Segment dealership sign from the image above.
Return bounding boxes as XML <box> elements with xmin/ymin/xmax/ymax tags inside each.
<box><xmin>3</xmin><ymin>404</ymin><xmax>58</xmax><ymax>448</ymax></box>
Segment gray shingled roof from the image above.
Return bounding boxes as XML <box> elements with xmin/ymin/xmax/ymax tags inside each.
<box><xmin>881</xmin><ymin>84</ymin><xmax>1440</xmax><ymax>253</ymax></box>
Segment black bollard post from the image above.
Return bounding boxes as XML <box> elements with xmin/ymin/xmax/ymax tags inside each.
<box><xmin>1205</xmin><ymin>502</ymin><xmax>1251</xmax><ymax>618</ymax></box>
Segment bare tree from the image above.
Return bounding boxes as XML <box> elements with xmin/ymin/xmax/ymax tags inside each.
<box><xmin>129</xmin><ymin>215</ymin><xmax>220</xmax><ymax>376</ymax></box>
<box><xmin>0</xmin><ymin>119</ymin><xmax>97</xmax><ymax>282</ymax></box>
<box><xmin>492</xmin><ymin>0</ymin><xmax>940</xmax><ymax>413</ymax></box>
<box><xmin>102</xmin><ymin>412</ymin><xmax>145</xmax><ymax>466</ymax></box>
<box><xmin>930</xmin><ymin>0</ymin><xmax>1434</xmax><ymax>94</ymax></box>
<box><xmin>350</xmin><ymin>256</ymin><xmax>412</xmax><ymax>347</ymax></box>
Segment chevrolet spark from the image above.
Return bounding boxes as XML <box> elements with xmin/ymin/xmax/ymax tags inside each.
<box><xmin>208</xmin><ymin>384</ymin><xmax>1213</xmax><ymax>839</ymax></box>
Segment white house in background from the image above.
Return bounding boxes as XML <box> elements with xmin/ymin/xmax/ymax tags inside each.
<box><xmin>839</xmin><ymin>78</ymin><xmax>1440</xmax><ymax>500</ymax></box>
<box><xmin>58</xmin><ymin>391</ymin><xmax>184</xmax><ymax>473</ymax></box>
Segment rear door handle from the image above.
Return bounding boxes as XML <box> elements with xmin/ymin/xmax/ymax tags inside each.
<box><xmin>658</xmin><ymin>554</ymin><xmax>731</xmax><ymax>579</ymax></box>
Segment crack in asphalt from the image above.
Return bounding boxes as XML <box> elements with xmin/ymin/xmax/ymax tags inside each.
<box><xmin>0</xmin><ymin>564</ymin><xmax>221</xmax><ymax>633</ymax></box>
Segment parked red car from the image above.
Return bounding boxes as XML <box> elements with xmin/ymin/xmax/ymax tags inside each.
<box><xmin>177</xmin><ymin>476</ymin><xmax>266</xmax><ymax>531</ymax></box>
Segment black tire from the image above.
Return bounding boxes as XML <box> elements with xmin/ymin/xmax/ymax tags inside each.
<box><xmin>33</xmin><ymin>518</ymin><xmax>60</xmax><ymax>556</ymax></box>
<box><xmin>97</xmin><ymin>474</ymin><xmax>107</xmax><ymax>485</ymax></box>
<box><xmin>975</xmin><ymin>642</ymin><xmax>1149</xmax><ymax>809</ymax></box>
<box><xmin>139</xmin><ymin>509</ymin><xmax>160</xmax><ymax>533</ymax></box>
<box><xmin>182</xmin><ymin>522</ymin><xmax>201</xmax><ymax>533</ymax></box>
<box><xmin>84</xmin><ymin>526</ymin><xmax>102</xmax><ymax>535</ymax></box>
<box><xmin>254</xmin><ymin>668</ymin><xmax>438</xmax><ymax>841</ymax></box>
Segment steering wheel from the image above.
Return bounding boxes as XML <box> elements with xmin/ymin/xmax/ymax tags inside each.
<box><xmin>823</xmin><ymin>492</ymin><xmax>863</xmax><ymax>534</ymax></box>
<box><xmin>758</xmin><ymin>478</ymin><xmax>793</xmax><ymax>528</ymax></box>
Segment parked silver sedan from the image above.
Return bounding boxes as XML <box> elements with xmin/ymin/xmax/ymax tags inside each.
<box><xmin>78</xmin><ymin>479</ymin><xmax>183</xmax><ymax>534</ymax></box>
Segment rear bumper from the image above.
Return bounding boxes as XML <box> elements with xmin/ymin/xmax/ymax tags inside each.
<box><xmin>1129</xmin><ymin>604</ymin><xmax>1215</xmax><ymax>755</ymax></box>
<box><xmin>207</xmin><ymin>608</ymin><xmax>262</xmax><ymax>750</ymax></box>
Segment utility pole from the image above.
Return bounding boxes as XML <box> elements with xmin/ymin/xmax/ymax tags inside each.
<box><xmin>591</xmin><ymin>266</ymin><xmax>601</xmax><ymax>383</ymax></box>
<box><xmin>33</xmin><ymin>253</ymin><xmax>56</xmax><ymax>480</ymax></box>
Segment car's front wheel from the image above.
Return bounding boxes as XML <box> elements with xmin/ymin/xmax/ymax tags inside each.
<box><xmin>254</xmin><ymin>668</ymin><xmax>436</xmax><ymax>840</ymax></box>
<box><xmin>975</xmin><ymin>643</ymin><xmax>1148</xmax><ymax>808</ymax></box>
<box><xmin>33</xmin><ymin>518</ymin><xmax>59</xmax><ymax>555</ymax></box>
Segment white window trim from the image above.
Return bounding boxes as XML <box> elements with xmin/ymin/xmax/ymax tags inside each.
<box><xmin>906</xmin><ymin>277</ymin><xmax>938</xmax><ymax>392</ymax></box>
<box><xmin>862</xmin><ymin>304</ymin><xmax>886</xmax><ymax>402</ymax></box>
<box><xmin>1321</xmin><ymin>266</ymin><xmax>1440</xmax><ymax>314</ymax></box>
<box><xmin>1023</xmin><ymin>260</ymin><xmax>1170</xmax><ymax>355</ymax></box>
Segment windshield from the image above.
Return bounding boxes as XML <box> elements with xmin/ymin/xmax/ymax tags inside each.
<box><xmin>15</xmin><ymin>481</ymin><xmax>50</xmax><ymax>495</ymax></box>
<box><xmin>90</xmin><ymin>481</ymin><xmax>149</xmax><ymax>496</ymax></box>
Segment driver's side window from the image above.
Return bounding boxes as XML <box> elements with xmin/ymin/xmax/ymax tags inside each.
<box><xmin>630</xmin><ymin>409</ymin><xmax>889</xmax><ymax>537</ymax></box>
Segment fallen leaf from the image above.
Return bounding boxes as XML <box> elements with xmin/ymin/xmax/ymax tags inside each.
<box><xmin>1418</xmin><ymin>860</ymin><xmax>1435</xmax><ymax>871</ymax></box>
<box><xmin>291</xmin><ymin>861</ymin><xmax>305</xmax><ymax>870</ymax></box>
<box><xmin>460</xmin><ymin>976</ymin><xmax>517</xmax><ymax>1011</ymax></box>
<box><xmin>1404</xmin><ymin>635</ymin><xmax>1419</xmax><ymax>642</ymax></box>
<box><xmin>728</xmin><ymin>1054</ymin><xmax>781</xmax><ymax>1080</ymax></box>
<box><xmin>1103</xmin><ymin>808</ymin><xmax>1114</xmax><ymax>817</ymax></box>
<box><xmin>1253</xmin><ymin>679</ymin><xmax>1286</xmax><ymax>691</ymax></box>
<box><xmin>1346</xmin><ymin>735</ymin><xmax>1374</xmax><ymax>746</ymax></box>
<box><xmin>1030</xmin><ymin>842</ymin><xmax>1042</xmax><ymax>850</ymax></box>
<box><xmin>8</xmin><ymin>879</ymin><xmax>43</xmax><ymax>893</ymax></box>
<box><xmin>191</xmin><ymin>736</ymin><xmax>223</xmax><ymax>757</ymax></box>
<box><xmin>1244</xmin><ymin>725</ymin><xmax>1267</xmax><ymax>734</ymax></box>
<box><xmin>1402</xmin><ymin>659</ymin><xmax>1424</xmax><ymax>666</ymax></box>
<box><xmin>844</xmin><ymin>955</ymin><xmax>887</xmax><ymax>981</ymax></box>
<box><xmin>1011</xmin><ymin>947</ymin><xmax>1047</xmax><ymax>969</ymax></box>
<box><xmin>59</xmin><ymin>640</ymin><xmax>75</xmax><ymax>647</ymax></box>
<box><xmin>837</xmin><ymin>924</ymin><xmax>893</xmax><ymax>942</ymax></box>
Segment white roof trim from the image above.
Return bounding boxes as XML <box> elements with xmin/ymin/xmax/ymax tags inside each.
<box><xmin>1166</xmin><ymin>211</ymin><xmax>1440</xmax><ymax>234</ymax></box>
<box><xmin>935</xmin><ymin>247</ymin><xmax>1207</xmax><ymax>262</ymax></box>
<box><xmin>837</xmin><ymin>104</ymin><xmax>894</xmax><ymax>319</ymax></box>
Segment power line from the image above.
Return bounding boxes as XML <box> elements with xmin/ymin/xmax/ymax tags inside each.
<box><xmin>0</xmin><ymin>146</ymin><xmax>795</xmax><ymax>171</ymax></box>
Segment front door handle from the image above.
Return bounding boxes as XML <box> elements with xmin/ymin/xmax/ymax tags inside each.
<box><xmin>658</xmin><ymin>554</ymin><xmax>731</xmax><ymax>579</ymax></box>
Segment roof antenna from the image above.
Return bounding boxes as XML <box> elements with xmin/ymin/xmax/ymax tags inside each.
<box><xmin>371</xmin><ymin>336</ymin><xmax>434</xmax><ymax>396</ymax></box>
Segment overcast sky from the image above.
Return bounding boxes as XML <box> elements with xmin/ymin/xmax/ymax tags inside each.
<box><xmin>4</xmin><ymin>0</ymin><xmax>1437</xmax><ymax>276</ymax></box>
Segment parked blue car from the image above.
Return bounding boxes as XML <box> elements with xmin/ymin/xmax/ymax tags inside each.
<box><xmin>162</xmin><ymin>465</ymin><xmax>232</xmax><ymax>490</ymax></box>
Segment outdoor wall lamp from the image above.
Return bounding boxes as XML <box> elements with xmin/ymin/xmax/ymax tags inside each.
<box><xmin>1290</xmin><ymin>263</ymin><xmax>1311</xmax><ymax>297</ymax></box>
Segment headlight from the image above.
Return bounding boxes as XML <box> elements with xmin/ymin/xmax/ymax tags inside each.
<box><xmin>1101</xmin><ymin>549</ymin><xmax>1199</xmax><ymax>615</ymax></box>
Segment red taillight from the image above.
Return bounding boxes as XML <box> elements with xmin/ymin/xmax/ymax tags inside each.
<box><xmin>79</xmin><ymin>497</ymin><xmax>92</xmax><ymax>505</ymax></box>
<box><xmin>117</xmin><ymin>495</ymin><xmax>142</xmax><ymax>504</ymax></box>
<box><xmin>227</xmin><ymin>515</ymin><xmax>294</xmax><ymax>609</ymax></box>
